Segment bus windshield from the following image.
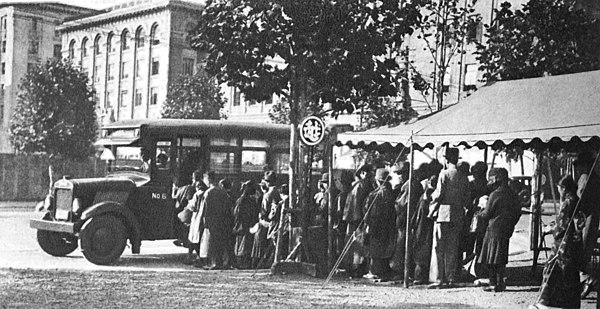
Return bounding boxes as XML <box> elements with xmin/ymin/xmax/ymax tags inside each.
<box><xmin>109</xmin><ymin>146</ymin><xmax>150</xmax><ymax>175</ymax></box>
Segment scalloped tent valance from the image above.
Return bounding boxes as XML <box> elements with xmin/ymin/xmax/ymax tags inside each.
<box><xmin>337</xmin><ymin>70</ymin><xmax>600</xmax><ymax>152</ymax></box>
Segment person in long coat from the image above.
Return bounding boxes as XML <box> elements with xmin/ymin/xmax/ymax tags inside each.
<box><xmin>477</xmin><ymin>167</ymin><xmax>521</xmax><ymax>292</ymax></box>
<box><xmin>199</xmin><ymin>171</ymin><xmax>232</xmax><ymax>270</ymax></box>
<box><xmin>411</xmin><ymin>170</ymin><xmax>438</xmax><ymax>284</ymax></box>
<box><xmin>185</xmin><ymin>179</ymin><xmax>208</xmax><ymax>266</ymax></box>
<box><xmin>334</xmin><ymin>170</ymin><xmax>355</xmax><ymax>266</ymax></box>
<box><xmin>233</xmin><ymin>180</ymin><xmax>260</xmax><ymax>269</ymax></box>
<box><xmin>573</xmin><ymin>152</ymin><xmax>600</xmax><ymax>298</ymax></box>
<box><xmin>251</xmin><ymin>171</ymin><xmax>281</xmax><ymax>268</ymax></box>
<box><xmin>343</xmin><ymin>164</ymin><xmax>374</xmax><ymax>277</ymax></box>
<box><xmin>390</xmin><ymin>162</ymin><xmax>425</xmax><ymax>281</ymax></box>
<box><xmin>363</xmin><ymin>168</ymin><xmax>397</xmax><ymax>279</ymax></box>
<box><xmin>173</xmin><ymin>170</ymin><xmax>202</xmax><ymax>248</ymax></box>
<box><xmin>533</xmin><ymin>175</ymin><xmax>585</xmax><ymax>308</ymax></box>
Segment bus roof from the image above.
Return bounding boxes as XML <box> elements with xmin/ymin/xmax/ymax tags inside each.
<box><xmin>102</xmin><ymin>119</ymin><xmax>291</xmax><ymax>138</ymax></box>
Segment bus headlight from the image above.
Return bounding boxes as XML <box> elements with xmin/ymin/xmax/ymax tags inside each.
<box><xmin>72</xmin><ymin>198</ymin><xmax>83</xmax><ymax>214</ymax></box>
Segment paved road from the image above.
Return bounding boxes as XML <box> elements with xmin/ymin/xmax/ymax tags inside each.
<box><xmin>0</xmin><ymin>208</ymin><xmax>193</xmax><ymax>271</ymax></box>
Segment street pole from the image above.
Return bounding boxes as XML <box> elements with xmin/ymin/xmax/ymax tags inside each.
<box><xmin>404</xmin><ymin>133</ymin><xmax>415</xmax><ymax>288</ymax></box>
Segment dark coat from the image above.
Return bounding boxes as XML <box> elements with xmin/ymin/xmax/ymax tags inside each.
<box><xmin>233</xmin><ymin>194</ymin><xmax>259</xmax><ymax>257</ymax></box>
<box><xmin>479</xmin><ymin>184</ymin><xmax>521</xmax><ymax>238</ymax></box>
<box><xmin>343</xmin><ymin>179</ymin><xmax>373</xmax><ymax>222</ymax></box>
<box><xmin>396</xmin><ymin>178</ymin><xmax>424</xmax><ymax>230</ymax></box>
<box><xmin>364</xmin><ymin>182</ymin><xmax>396</xmax><ymax>259</ymax></box>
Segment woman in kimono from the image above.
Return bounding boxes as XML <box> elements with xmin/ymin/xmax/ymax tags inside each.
<box><xmin>532</xmin><ymin>175</ymin><xmax>585</xmax><ymax>309</ymax></box>
<box><xmin>233</xmin><ymin>181</ymin><xmax>259</xmax><ymax>269</ymax></box>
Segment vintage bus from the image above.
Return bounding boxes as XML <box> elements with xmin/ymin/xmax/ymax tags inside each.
<box><xmin>30</xmin><ymin>119</ymin><xmax>290</xmax><ymax>265</ymax></box>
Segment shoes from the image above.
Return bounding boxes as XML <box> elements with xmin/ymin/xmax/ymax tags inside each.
<box><xmin>483</xmin><ymin>285</ymin><xmax>496</xmax><ymax>292</ymax></box>
<box><xmin>413</xmin><ymin>280</ymin><xmax>428</xmax><ymax>285</ymax></box>
<box><xmin>182</xmin><ymin>256</ymin><xmax>198</xmax><ymax>265</ymax></box>
<box><xmin>173</xmin><ymin>240</ymin><xmax>183</xmax><ymax>247</ymax></box>
<box><xmin>446</xmin><ymin>281</ymin><xmax>455</xmax><ymax>288</ymax></box>
<box><xmin>427</xmin><ymin>282</ymin><xmax>445</xmax><ymax>289</ymax></box>
<box><xmin>363</xmin><ymin>272</ymin><xmax>379</xmax><ymax>280</ymax></box>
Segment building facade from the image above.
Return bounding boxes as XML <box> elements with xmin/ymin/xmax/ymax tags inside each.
<box><xmin>0</xmin><ymin>2</ymin><xmax>97</xmax><ymax>153</ymax></box>
<box><xmin>59</xmin><ymin>0</ymin><xmax>204</xmax><ymax>126</ymax></box>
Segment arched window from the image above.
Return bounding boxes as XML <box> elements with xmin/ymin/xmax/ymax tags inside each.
<box><xmin>135</xmin><ymin>26</ymin><xmax>145</xmax><ymax>48</ymax></box>
<box><xmin>94</xmin><ymin>34</ymin><xmax>102</xmax><ymax>55</ymax></box>
<box><xmin>107</xmin><ymin>32</ymin><xmax>114</xmax><ymax>53</ymax></box>
<box><xmin>121</xmin><ymin>29</ymin><xmax>130</xmax><ymax>51</ymax></box>
<box><xmin>68</xmin><ymin>39</ymin><xmax>76</xmax><ymax>59</ymax></box>
<box><xmin>150</xmin><ymin>23</ymin><xmax>159</xmax><ymax>46</ymax></box>
<box><xmin>81</xmin><ymin>37</ymin><xmax>88</xmax><ymax>58</ymax></box>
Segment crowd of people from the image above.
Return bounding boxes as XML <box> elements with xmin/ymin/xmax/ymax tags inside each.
<box><xmin>170</xmin><ymin>148</ymin><xmax>600</xmax><ymax>307</ymax></box>
<box><xmin>327</xmin><ymin>147</ymin><xmax>523</xmax><ymax>292</ymax></box>
<box><xmin>172</xmin><ymin>169</ymin><xmax>290</xmax><ymax>270</ymax></box>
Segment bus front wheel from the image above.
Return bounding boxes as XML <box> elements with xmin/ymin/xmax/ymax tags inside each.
<box><xmin>37</xmin><ymin>229</ymin><xmax>78</xmax><ymax>257</ymax></box>
<box><xmin>80</xmin><ymin>215</ymin><xmax>127</xmax><ymax>265</ymax></box>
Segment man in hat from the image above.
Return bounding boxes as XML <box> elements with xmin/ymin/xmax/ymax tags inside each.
<box><xmin>344</xmin><ymin>163</ymin><xmax>374</xmax><ymax>277</ymax></box>
<box><xmin>428</xmin><ymin>147</ymin><xmax>471</xmax><ymax>288</ymax></box>
<box><xmin>363</xmin><ymin>168</ymin><xmax>396</xmax><ymax>279</ymax></box>
<box><xmin>573</xmin><ymin>152</ymin><xmax>600</xmax><ymax>297</ymax></box>
<box><xmin>390</xmin><ymin>162</ymin><xmax>425</xmax><ymax>280</ymax></box>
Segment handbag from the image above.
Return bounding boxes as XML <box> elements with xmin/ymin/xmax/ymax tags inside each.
<box><xmin>469</xmin><ymin>208</ymin><xmax>484</xmax><ymax>233</ymax></box>
<box><xmin>177</xmin><ymin>207</ymin><xmax>193</xmax><ymax>224</ymax></box>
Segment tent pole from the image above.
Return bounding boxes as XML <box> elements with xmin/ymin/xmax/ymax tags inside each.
<box><xmin>404</xmin><ymin>132</ymin><xmax>415</xmax><ymax>288</ymax></box>
<box><xmin>327</xmin><ymin>138</ymin><xmax>335</xmax><ymax>270</ymax></box>
<box><xmin>530</xmin><ymin>151</ymin><xmax>544</xmax><ymax>274</ymax></box>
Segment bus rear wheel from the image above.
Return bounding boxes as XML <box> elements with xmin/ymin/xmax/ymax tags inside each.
<box><xmin>37</xmin><ymin>229</ymin><xmax>78</xmax><ymax>257</ymax></box>
<box><xmin>80</xmin><ymin>215</ymin><xmax>127</xmax><ymax>265</ymax></box>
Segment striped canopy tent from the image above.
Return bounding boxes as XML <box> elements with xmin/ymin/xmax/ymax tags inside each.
<box><xmin>338</xmin><ymin>70</ymin><xmax>600</xmax><ymax>152</ymax></box>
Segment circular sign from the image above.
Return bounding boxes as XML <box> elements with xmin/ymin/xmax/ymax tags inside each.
<box><xmin>299</xmin><ymin>116</ymin><xmax>325</xmax><ymax>146</ymax></box>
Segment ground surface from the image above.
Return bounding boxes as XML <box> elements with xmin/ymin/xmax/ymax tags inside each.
<box><xmin>0</xmin><ymin>205</ymin><xmax>598</xmax><ymax>308</ymax></box>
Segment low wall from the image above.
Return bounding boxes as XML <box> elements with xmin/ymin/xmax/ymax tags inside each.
<box><xmin>0</xmin><ymin>154</ymin><xmax>105</xmax><ymax>201</ymax></box>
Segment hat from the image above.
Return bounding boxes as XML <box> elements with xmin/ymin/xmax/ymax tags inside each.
<box><xmin>471</xmin><ymin>161</ymin><xmax>487</xmax><ymax>176</ymax></box>
<box><xmin>263</xmin><ymin>171</ymin><xmax>277</xmax><ymax>184</ymax></box>
<box><xmin>488</xmin><ymin>167</ymin><xmax>508</xmax><ymax>184</ymax></box>
<box><xmin>241</xmin><ymin>180</ymin><xmax>256</xmax><ymax>195</ymax></box>
<box><xmin>444</xmin><ymin>147</ymin><xmax>460</xmax><ymax>160</ymax></box>
<box><xmin>320</xmin><ymin>173</ymin><xmax>329</xmax><ymax>183</ymax></box>
<box><xmin>391</xmin><ymin>162</ymin><xmax>410</xmax><ymax>174</ymax></box>
<box><xmin>573</xmin><ymin>152</ymin><xmax>595</xmax><ymax>168</ymax></box>
<box><xmin>457</xmin><ymin>161</ymin><xmax>471</xmax><ymax>175</ymax></box>
<box><xmin>375</xmin><ymin>168</ymin><xmax>389</xmax><ymax>181</ymax></box>
<box><xmin>355</xmin><ymin>164</ymin><xmax>373</xmax><ymax>177</ymax></box>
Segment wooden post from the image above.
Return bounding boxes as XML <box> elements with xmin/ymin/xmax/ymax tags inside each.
<box><xmin>327</xmin><ymin>140</ymin><xmax>335</xmax><ymax>269</ymax></box>
<box><xmin>404</xmin><ymin>134</ymin><xmax>415</xmax><ymax>288</ymax></box>
<box><xmin>530</xmin><ymin>151</ymin><xmax>544</xmax><ymax>274</ymax></box>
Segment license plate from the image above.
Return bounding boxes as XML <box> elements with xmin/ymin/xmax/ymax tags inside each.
<box><xmin>55</xmin><ymin>209</ymin><xmax>69</xmax><ymax>220</ymax></box>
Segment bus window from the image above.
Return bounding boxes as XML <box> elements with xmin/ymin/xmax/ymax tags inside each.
<box><xmin>210</xmin><ymin>137</ymin><xmax>237</xmax><ymax>147</ymax></box>
<box><xmin>243</xmin><ymin>139</ymin><xmax>268</xmax><ymax>148</ymax></box>
<box><xmin>241</xmin><ymin>150</ymin><xmax>267</xmax><ymax>172</ymax></box>
<box><xmin>112</xmin><ymin>146</ymin><xmax>149</xmax><ymax>174</ymax></box>
<box><xmin>156</xmin><ymin>141</ymin><xmax>171</xmax><ymax>171</ymax></box>
<box><xmin>211</xmin><ymin>152</ymin><xmax>236</xmax><ymax>173</ymax></box>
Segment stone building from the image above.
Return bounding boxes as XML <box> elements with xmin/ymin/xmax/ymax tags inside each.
<box><xmin>0</xmin><ymin>2</ymin><xmax>97</xmax><ymax>153</ymax></box>
<box><xmin>58</xmin><ymin>0</ymin><xmax>204</xmax><ymax>125</ymax></box>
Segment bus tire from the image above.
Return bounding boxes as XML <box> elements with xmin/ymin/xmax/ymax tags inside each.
<box><xmin>37</xmin><ymin>229</ymin><xmax>78</xmax><ymax>257</ymax></box>
<box><xmin>80</xmin><ymin>215</ymin><xmax>127</xmax><ymax>265</ymax></box>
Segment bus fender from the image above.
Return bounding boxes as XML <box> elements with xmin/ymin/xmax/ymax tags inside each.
<box><xmin>79</xmin><ymin>201</ymin><xmax>141</xmax><ymax>254</ymax></box>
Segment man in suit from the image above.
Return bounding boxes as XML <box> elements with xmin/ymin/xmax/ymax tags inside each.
<box><xmin>428</xmin><ymin>148</ymin><xmax>471</xmax><ymax>288</ymax></box>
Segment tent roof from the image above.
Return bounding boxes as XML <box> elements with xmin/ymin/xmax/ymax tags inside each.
<box><xmin>338</xmin><ymin>70</ymin><xmax>600</xmax><ymax>151</ymax></box>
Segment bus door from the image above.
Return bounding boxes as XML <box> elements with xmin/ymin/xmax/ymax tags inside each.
<box><xmin>136</xmin><ymin>139</ymin><xmax>176</xmax><ymax>240</ymax></box>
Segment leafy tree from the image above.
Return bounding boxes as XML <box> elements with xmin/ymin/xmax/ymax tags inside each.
<box><xmin>161</xmin><ymin>71</ymin><xmax>228</xmax><ymax>119</ymax></box>
<box><xmin>192</xmin><ymin>0</ymin><xmax>423</xmax><ymax>244</ymax></box>
<box><xmin>10</xmin><ymin>59</ymin><xmax>97</xmax><ymax>160</ymax></box>
<box><xmin>476</xmin><ymin>0</ymin><xmax>600</xmax><ymax>82</ymax></box>
<box><xmin>416</xmin><ymin>0</ymin><xmax>479</xmax><ymax>110</ymax></box>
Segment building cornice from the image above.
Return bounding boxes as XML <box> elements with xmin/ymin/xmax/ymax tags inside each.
<box><xmin>0</xmin><ymin>2</ymin><xmax>98</xmax><ymax>16</ymax></box>
<box><xmin>58</xmin><ymin>0</ymin><xmax>204</xmax><ymax>33</ymax></box>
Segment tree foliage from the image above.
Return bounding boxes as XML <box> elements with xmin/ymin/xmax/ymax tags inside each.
<box><xmin>476</xmin><ymin>0</ymin><xmax>600</xmax><ymax>82</ymax></box>
<box><xmin>161</xmin><ymin>71</ymin><xmax>227</xmax><ymax>120</ymax></box>
<box><xmin>192</xmin><ymin>0</ymin><xmax>423</xmax><ymax>122</ymax></box>
<box><xmin>10</xmin><ymin>59</ymin><xmax>97</xmax><ymax>160</ymax></box>
<box><xmin>416</xmin><ymin>0</ymin><xmax>479</xmax><ymax>109</ymax></box>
